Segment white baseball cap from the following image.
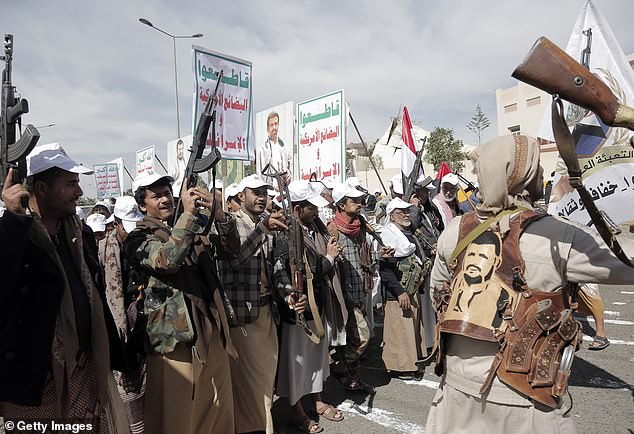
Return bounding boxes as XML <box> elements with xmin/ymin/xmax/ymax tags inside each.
<box><xmin>92</xmin><ymin>200</ymin><xmax>112</xmax><ymax>213</ymax></box>
<box><xmin>346</xmin><ymin>177</ymin><xmax>361</xmax><ymax>188</ymax></box>
<box><xmin>86</xmin><ymin>213</ymin><xmax>107</xmax><ymax>233</ymax></box>
<box><xmin>390</xmin><ymin>175</ymin><xmax>404</xmax><ymax>195</ymax></box>
<box><xmin>321</xmin><ymin>178</ymin><xmax>336</xmax><ymax>189</ymax></box>
<box><xmin>288</xmin><ymin>180</ymin><xmax>329</xmax><ymax>207</ymax></box>
<box><xmin>441</xmin><ymin>173</ymin><xmax>459</xmax><ymax>186</ymax></box>
<box><xmin>132</xmin><ymin>173</ymin><xmax>174</xmax><ymax>194</ymax></box>
<box><xmin>267</xmin><ymin>187</ymin><xmax>277</xmax><ymax>197</ymax></box>
<box><xmin>332</xmin><ymin>182</ymin><xmax>365</xmax><ymax>204</ymax></box>
<box><xmin>238</xmin><ymin>174</ymin><xmax>273</xmax><ymax>192</ymax></box>
<box><xmin>386</xmin><ymin>197</ymin><xmax>413</xmax><ymax>216</ymax></box>
<box><xmin>225</xmin><ymin>182</ymin><xmax>240</xmax><ymax>199</ymax></box>
<box><xmin>27</xmin><ymin>143</ymin><xmax>93</xmax><ymax>177</ymax></box>
<box><xmin>111</xmin><ymin>196</ymin><xmax>144</xmax><ymax>233</ymax></box>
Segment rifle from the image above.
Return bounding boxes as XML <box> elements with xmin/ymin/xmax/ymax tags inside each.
<box><xmin>514</xmin><ymin>36</ymin><xmax>634</xmax><ymax>269</ymax></box>
<box><xmin>512</xmin><ymin>36</ymin><xmax>634</xmax><ymax>131</ymax></box>
<box><xmin>402</xmin><ymin>137</ymin><xmax>426</xmax><ymax>203</ymax></box>
<box><xmin>174</xmin><ymin>71</ymin><xmax>223</xmax><ymax>223</ymax></box>
<box><xmin>1</xmin><ymin>34</ymin><xmax>40</xmax><ymax>207</ymax></box>
<box><xmin>264</xmin><ymin>164</ymin><xmax>323</xmax><ymax>344</ymax></box>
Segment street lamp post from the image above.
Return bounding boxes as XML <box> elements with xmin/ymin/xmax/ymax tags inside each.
<box><xmin>139</xmin><ymin>18</ymin><xmax>203</xmax><ymax>138</ymax></box>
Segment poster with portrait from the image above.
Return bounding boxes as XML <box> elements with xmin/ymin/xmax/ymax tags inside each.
<box><xmin>136</xmin><ymin>145</ymin><xmax>155</xmax><ymax>178</ymax></box>
<box><xmin>167</xmin><ymin>135</ymin><xmax>193</xmax><ymax>196</ymax></box>
<box><xmin>297</xmin><ymin>89</ymin><xmax>346</xmax><ymax>183</ymax></box>
<box><xmin>93</xmin><ymin>163</ymin><xmax>121</xmax><ymax>200</ymax></box>
<box><xmin>192</xmin><ymin>45</ymin><xmax>254</xmax><ymax>161</ymax></box>
<box><xmin>255</xmin><ymin>101</ymin><xmax>294</xmax><ymax>184</ymax></box>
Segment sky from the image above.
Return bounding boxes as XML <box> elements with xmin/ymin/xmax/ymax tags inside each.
<box><xmin>2</xmin><ymin>0</ymin><xmax>633</xmax><ymax>198</ymax></box>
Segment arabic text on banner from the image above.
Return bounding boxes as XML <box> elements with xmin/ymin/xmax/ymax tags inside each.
<box><xmin>192</xmin><ymin>46</ymin><xmax>254</xmax><ymax>161</ymax></box>
<box><xmin>297</xmin><ymin>90</ymin><xmax>346</xmax><ymax>183</ymax></box>
<box><xmin>94</xmin><ymin>163</ymin><xmax>121</xmax><ymax>200</ymax></box>
<box><xmin>107</xmin><ymin>157</ymin><xmax>125</xmax><ymax>196</ymax></box>
<box><xmin>136</xmin><ymin>145</ymin><xmax>155</xmax><ymax>178</ymax></box>
<box><xmin>538</xmin><ymin>0</ymin><xmax>634</xmax><ymax>224</ymax></box>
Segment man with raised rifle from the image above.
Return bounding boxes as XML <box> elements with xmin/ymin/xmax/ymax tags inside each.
<box><xmin>0</xmin><ymin>144</ymin><xmax>129</xmax><ymax>433</ymax></box>
<box><xmin>124</xmin><ymin>172</ymin><xmax>239</xmax><ymax>434</ymax></box>
<box><xmin>218</xmin><ymin>173</ymin><xmax>287</xmax><ymax>434</ymax></box>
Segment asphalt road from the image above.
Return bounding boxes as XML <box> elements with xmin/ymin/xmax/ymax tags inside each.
<box><xmin>272</xmin><ymin>284</ymin><xmax>634</xmax><ymax>433</ymax></box>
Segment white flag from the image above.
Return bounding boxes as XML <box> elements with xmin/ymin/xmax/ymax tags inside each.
<box><xmin>538</xmin><ymin>0</ymin><xmax>634</xmax><ymax>225</ymax></box>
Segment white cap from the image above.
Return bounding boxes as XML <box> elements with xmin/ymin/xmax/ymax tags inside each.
<box><xmin>238</xmin><ymin>174</ymin><xmax>273</xmax><ymax>192</ymax></box>
<box><xmin>93</xmin><ymin>200</ymin><xmax>112</xmax><ymax>213</ymax></box>
<box><xmin>321</xmin><ymin>177</ymin><xmax>336</xmax><ymax>189</ymax></box>
<box><xmin>390</xmin><ymin>175</ymin><xmax>404</xmax><ymax>195</ymax></box>
<box><xmin>75</xmin><ymin>206</ymin><xmax>86</xmax><ymax>220</ymax></box>
<box><xmin>386</xmin><ymin>197</ymin><xmax>413</xmax><ymax>216</ymax></box>
<box><xmin>112</xmin><ymin>196</ymin><xmax>144</xmax><ymax>233</ymax></box>
<box><xmin>132</xmin><ymin>173</ymin><xmax>174</xmax><ymax>194</ymax></box>
<box><xmin>346</xmin><ymin>177</ymin><xmax>361</xmax><ymax>188</ymax></box>
<box><xmin>288</xmin><ymin>180</ymin><xmax>329</xmax><ymax>207</ymax></box>
<box><xmin>441</xmin><ymin>173</ymin><xmax>459</xmax><ymax>186</ymax></box>
<box><xmin>86</xmin><ymin>213</ymin><xmax>107</xmax><ymax>233</ymax></box>
<box><xmin>27</xmin><ymin>143</ymin><xmax>93</xmax><ymax>177</ymax></box>
<box><xmin>225</xmin><ymin>182</ymin><xmax>240</xmax><ymax>199</ymax></box>
<box><xmin>267</xmin><ymin>187</ymin><xmax>277</xmax><ymax>197</ymax></box>
<box><xmin>332</xmin><ymin>182</ymin><xmax>365</xmax><ymax>204</ymax></box>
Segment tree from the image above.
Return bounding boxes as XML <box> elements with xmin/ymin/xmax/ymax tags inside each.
<box><xmin>423</xmin><ymin>127</ymin><xmax>467</xmax><ymax>173</ymax></box>
<box><xmin>466</xmin><ymin>104</ymin><xmax>491</xmax><ymax>145</ymax></box>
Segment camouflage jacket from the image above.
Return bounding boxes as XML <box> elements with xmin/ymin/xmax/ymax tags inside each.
<box><xmin>218</xmin><ymin>208</ymin><xmax>276</xmax><ymax>325</ymax></box>
<box><xmin>124</xmin><ymin>212</ymin><xmax>239</xmax><ymax>360</ymax></box>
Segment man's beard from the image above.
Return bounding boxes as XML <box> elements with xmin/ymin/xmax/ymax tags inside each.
<box><xmin>464</xmin><ymin>274</ymin><xmax>483</xmax><ymax>286</ymax></box>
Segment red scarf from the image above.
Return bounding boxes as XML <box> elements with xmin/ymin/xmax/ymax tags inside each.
<box><xmin>333</xmin><ymin>210</ymin><xmax>361</xmax><ymax>238</ymax></box>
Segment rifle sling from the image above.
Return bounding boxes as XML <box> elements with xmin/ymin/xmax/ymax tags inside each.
<box><xmin>551</xmin><ymin>97</ymin><xmax>634</xmax><ymax>269</ymax></box>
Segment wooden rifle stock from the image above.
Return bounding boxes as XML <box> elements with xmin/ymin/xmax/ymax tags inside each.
<box><xmin>512</xmin><ymin>36</ymin><xmax>634</xmax><ymax>130</ymax></box>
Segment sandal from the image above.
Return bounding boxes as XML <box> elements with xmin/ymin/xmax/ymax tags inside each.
<box><xmin>294</xmin><ymin>415</ymin><xmax>323</xmax><ymax>433</ymax></box>
<box><xmin>588</xmin><ymin>335</ymin><xmax>610</xmax><ymax>351</ymax></box>
<box><xmin>315</xmin><ymin>404</ymin><xmax>344</xmax><ymax>422</ymax></box>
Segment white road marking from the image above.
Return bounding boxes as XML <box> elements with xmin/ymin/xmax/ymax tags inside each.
<box><xmin>579</xmin><ymin>317</ymin><xmax>634</xmax><ymax>326</ymax></box>
<box><xmin>603</xmin><ymin>310</ymin><xmax>621</xmax><ymax>316</ymax></box>
<box><xmin>582</xmin><ymin>335</ymin><xmax>634</xmax><ymax>346</ymax></box>
<box><xmin>620</xmin><ymin>291</ymin><xmax>634</xmax><ymax>295</ymax></box>
<box><xmin>612</xmin><ymin>302</ymin><xmax>627</xmax><ymax>305</ymax></box>
<box><xmin>403</xmin><ymin>378</ymin><xmax>440</xmax><ymax>390</ymax></box>
<box><xmin>338</xmin><ymin>401</ymin><xmax>426</xmax><ymax>433</ymax></box>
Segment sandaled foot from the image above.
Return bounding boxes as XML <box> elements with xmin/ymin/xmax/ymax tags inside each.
<box><xmin>294</xmin><ymin>415</ymin><xmax>323</xmax><ymax>433</ymax></box>
<box><xmin>588</xmin><ymin>335</ymin><xmax>610</xmax><ymax>350</ymax></box>
<box><xmin>315</xmin><ymin>403</ymin><xmax>344</xmax><ymax>422</ymax></box>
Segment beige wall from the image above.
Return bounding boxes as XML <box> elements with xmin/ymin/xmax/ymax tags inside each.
<box><xmin>495</xmin><ymin>83</ymin><xmax>549</xmax><ymax>138</ymax></box>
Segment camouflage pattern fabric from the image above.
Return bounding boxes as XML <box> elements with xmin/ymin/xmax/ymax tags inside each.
<box><xmin>145</xmin><ymin>289</ymin><xmax>194</xmax><ymax>354</ymax></box>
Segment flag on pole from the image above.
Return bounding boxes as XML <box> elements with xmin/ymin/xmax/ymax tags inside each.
<box><xmin>538</xmin><ymin>0</ymin><xmax>634</xmax><ymax>224</ymax></box>
<box><xmin>435</xmin><ymin>161</ymin><xmax>453</xmax><ymax>180</ymax></box>
<box><xmin>401</xmin><ymin>106</ymin><xmax>417</xmax><ymax>179</ymax></box>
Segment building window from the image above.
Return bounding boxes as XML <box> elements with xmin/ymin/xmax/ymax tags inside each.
<box><xmin>504</xmin><ymin>103</ymin><xmax>517</xmax><ymax>113</ymax></box>
<box><xmin>509</xmin><ymin>125</ymin><xmax>521</xmax><ymax>135</ymax></box>
<box><xmin>527</xmin><ymin>96</ymin><xmax>541</xmax><ymax>107</ymax></box>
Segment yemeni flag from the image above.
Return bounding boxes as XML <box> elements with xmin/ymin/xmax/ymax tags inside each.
<box><xmin>435</xmin><ymin>161</ymin><xmax>453</xmax><ymax>181</ymax></box>
<box><xmin>401</xmin><ymin>106</ymin><xmax>422</xmax><ymax>200</ymax></box>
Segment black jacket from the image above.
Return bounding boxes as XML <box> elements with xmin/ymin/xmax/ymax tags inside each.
<box><xmin>0</xmin><ymin>210</ymin><xmax>127</xmax><ymax>406</ymax></box>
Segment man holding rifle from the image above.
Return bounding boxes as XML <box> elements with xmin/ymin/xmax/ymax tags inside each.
<box><xmin>218</xmin><ymin>173</ymin><xmax>287</xmax><ymax>434</ymax></box>
<box><xmin>328</xmin><ymin>182</ymin><xmax>394</xmax><ymax>393</ymax></box>
<box><xmin>427</xmin><ymin>134</ymin><xmax>634</xmax><ymax>434</ymax></box>
<box><xmin>124</xmin><ymin>173</ymin><xmax>239</xmax><ymax>434</ymax></box>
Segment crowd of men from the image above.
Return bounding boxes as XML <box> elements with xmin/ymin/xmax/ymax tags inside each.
<box><xmin>2</xmin><ymin>135</ymin><xmax>634</xmax><ymax>434</ymax></box>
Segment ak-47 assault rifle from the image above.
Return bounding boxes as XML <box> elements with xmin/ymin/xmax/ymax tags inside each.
<box><xmin>174</xmin><ymin>71</ymin><xmax>223</xmax><ymax>223</ymax></box>
<box><xmin>512</xmin><ymin>36</ymin><xmax>634</xmax><ymax>269</ymax></box>
<box><xmin>264</xmin><ymin>165</ymin><xmax>323</xmax><ymax>344</ymax></box>
<box><xmin>1</xmin><ymin>34</ymin><xmax>40</xmax><ymax>207</ymax></box>
<box><xmin>512</xmin><ymin>36</ymin><xmax>634</xmax><ymax>131</ymax></box>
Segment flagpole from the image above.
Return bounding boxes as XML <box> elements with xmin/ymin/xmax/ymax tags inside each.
<box><xmin>348</xmin><ymin>111</ymin><xmax>389</xmax><ymax>195</ymax></box>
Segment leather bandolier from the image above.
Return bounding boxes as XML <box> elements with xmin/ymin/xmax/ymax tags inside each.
<box><xmin>433</xmin><ymin>210</ymin><xmax>582</xmax><ymax>409</ymax></box>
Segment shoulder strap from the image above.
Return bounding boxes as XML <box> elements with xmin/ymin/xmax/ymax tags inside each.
<box><xmin>450</xmin><ymin>208</ymin><xmax>525</xmax><ymax>262</ymax></box>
